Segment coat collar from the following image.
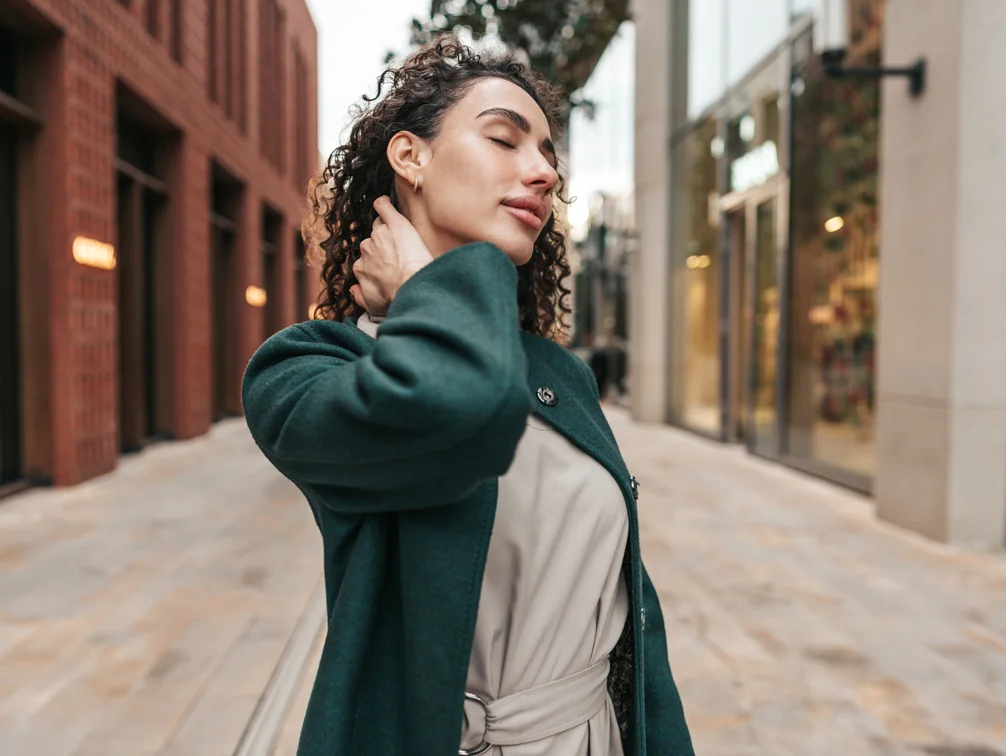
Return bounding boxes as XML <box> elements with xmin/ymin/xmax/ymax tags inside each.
<box><xmin>519</xmin><ymin>332</ymin><xmax>632</xmax><ymax>490</ymax></box>
<box><xmin>346</xmin><ymin>317</ymin><xmax>632</xmax><ymax>492</ymax></box>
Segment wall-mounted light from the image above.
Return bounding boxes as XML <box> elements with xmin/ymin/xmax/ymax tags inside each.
<box><xmin>686</xmin><ymin>254</ymin><xmax>712</xmax><ymax>270</ymax></box>
<box><xmin>822</xmin><ymin>48</ymin><xmax>926</xmax><ymax>97</ymax></box>
<box><xmin>73</xmin><ymin>237</ymin><xmax>116</xmax><ymax>270</ymax></box>
<box><xmin>710</xmin><ymin>136</ymin><xmax>725</xmax><ymax>159</ymax></box>
<box><xmin>246</xmin><ymin>286</ymin><xmax>267</xmax><ymax>307</ymax></box>
<box><xmin>824</xmin><ymin>216</ymin><xmax>844</xmax><ymax>233</ymax></box>
<box><xmin>739</xmin><ymin>114</ymin><xmax>756</xmax><ymax>143</ymax></box>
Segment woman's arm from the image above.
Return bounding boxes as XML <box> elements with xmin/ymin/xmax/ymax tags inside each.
<box><xmin>241</xmin><ymin>242</ymin><xmax>530</xmax><ymax>512</ymax></box>
<box><xmin>641</xmin><ymin>562</ymin><xmax>695</xmax><ymax>755</ymax></box>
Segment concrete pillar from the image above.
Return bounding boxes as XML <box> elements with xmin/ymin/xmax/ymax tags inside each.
<box><xmin>629</xmin><ymin>0</ymin><xmax>675</xmax><ymax>422</ymax></box>
<box><xmin>876</xmin><ymin>0</ymin><xmax>1006</xmax><ymax>545</ymax></box>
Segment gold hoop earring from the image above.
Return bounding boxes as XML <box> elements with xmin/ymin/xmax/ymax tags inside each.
<box><xmin>413</xmin><ymin>175</ymin><xmax>420</xmax><ymax>192</ymax></box>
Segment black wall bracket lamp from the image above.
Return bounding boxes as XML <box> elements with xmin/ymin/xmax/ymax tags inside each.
<box><xmin>821</xmin><ymin>48</ymin><xmax>926</xmax><ymax>97</ymax></box>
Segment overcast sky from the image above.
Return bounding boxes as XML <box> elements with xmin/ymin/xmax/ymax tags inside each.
<box><xmin>305</xmin><ymin>0</ymin><xmax>430</xmax><ymax>157</ymax></box>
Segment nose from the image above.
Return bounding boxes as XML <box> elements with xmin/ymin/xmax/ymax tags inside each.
<box><xmin>523</xmin><ymin>152</ymin><xmax>559</xmax><ymax>194</ymax></box>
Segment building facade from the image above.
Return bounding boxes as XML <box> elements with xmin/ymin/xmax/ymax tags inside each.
<box><xmin>0</xmin><ymin>0</ymin><xmax>318</xmax><ymax>493</ymax></box>
<box><xmin>632</xmin><ymin>0</ymin><xmax>1006</xmax><ymax>545</ymax></box>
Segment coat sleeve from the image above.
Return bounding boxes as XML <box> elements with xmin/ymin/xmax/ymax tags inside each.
<box><xmin>241</xmin><ymin>242</ymin><xmax>531</xmax><ymax>512</ymax></box>
<box><xmin>641</xmin><ymin>561</ymin><xmax>695</xmax><ymax>755</ymax></box>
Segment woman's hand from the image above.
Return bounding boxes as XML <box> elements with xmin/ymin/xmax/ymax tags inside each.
<box><xmin>350</xmin><ymin>196</ymin><xmax>433</xmax><ymax>317</ymax></box>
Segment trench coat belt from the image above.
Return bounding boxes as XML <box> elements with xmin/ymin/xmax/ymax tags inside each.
<box><xmin>459</xmin><ymin>657</ymin><xmax>610</xmax><ymax>754</ymax></box>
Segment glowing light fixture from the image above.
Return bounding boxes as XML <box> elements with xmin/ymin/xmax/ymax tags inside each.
<box><xmin>825</xmin><ymin>216</ymin><xmax>845</xmax><ymax>233</ymax></box>
<box><xmin>72</xmin><ymin>237</ymin><xmax>116</xmax><ymax>270</ymax></box>
<box><xmin>246</xmin><ymin>286</ymin><xmax>268</xmax><ymax>307</ymax></box>
<box><xmin>710</xmin><ymin>136</ymin><xmax>725</xmax><ymax>159</ymax></box>
<box><xmin>739</xmin><ymin>114</ymin><xmax>756</xmax><ymax>142</ymax></box>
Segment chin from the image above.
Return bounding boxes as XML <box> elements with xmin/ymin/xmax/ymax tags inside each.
<box><xmin>486</xmin><ymin>234</ymin><xmax>535</xmax><ymax>267</ymax></box>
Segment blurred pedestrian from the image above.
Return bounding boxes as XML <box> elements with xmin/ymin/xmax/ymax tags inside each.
<box><xmin>243</xmin><ymin>35</ymin><xmax>692</xmax><ymax>756</ymax></box>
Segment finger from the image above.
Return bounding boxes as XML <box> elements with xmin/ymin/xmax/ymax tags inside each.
<box><xmin>373</xmin><ymin>195</ymin><xmax>403</xmax><ymax>226</ymax></box>
<box><xmin>359</xmin><ymin>238</ymin><xmax>372</xmax><ymax>255</ymax></box>
<box><xmin>372</xmin><ymin>216</ymin><xmax>386</xmax><ymax>231</ymax></box>
<box><xmin>350</xmin><ymin>284</ymin><xmax>366</xmax><ymax>309</ymax></box>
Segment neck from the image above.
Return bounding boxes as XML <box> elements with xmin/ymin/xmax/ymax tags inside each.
<box><xmin>400</xmin><ymin>198</ymin><xmax>468</xmax><ymax>258</ymax></box>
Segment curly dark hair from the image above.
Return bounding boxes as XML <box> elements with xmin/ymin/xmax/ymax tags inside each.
<box><xmin>303</xmin><ymin>34</ymin><xmax>572</xmax><ymax>341</ymax></box>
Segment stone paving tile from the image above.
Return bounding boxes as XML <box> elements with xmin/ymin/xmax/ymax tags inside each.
<box><xmin>607</xmin><ymin>408</ymin><xmax>1006</xmax><ymax>756</ymax></box>
<box><xmin>271</xmin><ymin>626</ymin><xmax>325</xmax><ymax>756</ymax></box>
<box><xmin>0</xmin><ymin>420</ymin><xmax>321</xmax><ymax>756</ymax></box>
<box><xmin>5</xmin><ymin>407</ymin><xmax>1006</xmax><ymax>756</ymax></box>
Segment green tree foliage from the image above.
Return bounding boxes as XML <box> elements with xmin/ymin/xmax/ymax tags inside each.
<box><xmin>402</xmin><ymin>0</ymin><xmax>630</xmax><ymax>117</ymax></box>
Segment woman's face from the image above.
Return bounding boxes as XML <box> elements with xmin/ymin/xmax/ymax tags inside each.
<box><xmin>400</xmin><ymin>77</ymin><xmax>560</xmax><ymax>266</ymax></box>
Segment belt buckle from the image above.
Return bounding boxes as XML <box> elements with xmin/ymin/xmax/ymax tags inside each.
<box><xmin>459</xmin><ymin>692</ymin><xmax>492</xmax><ymax>755</ymax></box>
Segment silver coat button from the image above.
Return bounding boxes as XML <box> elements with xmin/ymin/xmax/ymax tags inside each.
<box><xmin>537</xmin><ymin>386</ymin><xmax>557</xmax><ymax>407</ymax></box>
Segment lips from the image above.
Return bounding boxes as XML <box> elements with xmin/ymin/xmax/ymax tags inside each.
<box><xmin>501</xmin><ymin>195</ymin><xmax>549</xmax><ymax>230</ymax></box>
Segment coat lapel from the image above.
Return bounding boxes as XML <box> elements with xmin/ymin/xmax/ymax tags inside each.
<box><xmin>519</xmin><ymin>333</ymin><xmax>632</xmax><ymax>492</ymax></box>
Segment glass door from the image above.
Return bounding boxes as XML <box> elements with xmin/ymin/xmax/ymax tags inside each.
<box><xmin>748</xmin><ymin>198</ymin><xmax>779</xmax><ymax>456</ymax></box>
<box><xmin>725</xmin><ymin>209</ymin><xmax>748</xmax><ymax>443</ymax></box>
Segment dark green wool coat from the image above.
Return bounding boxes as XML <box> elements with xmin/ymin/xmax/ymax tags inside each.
<box><xmin>242</xmin><ymin>242</ymin><xmax>694</xmax><ymax>756</ymax></box>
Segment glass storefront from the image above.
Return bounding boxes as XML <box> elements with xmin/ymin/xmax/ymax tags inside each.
<box><xmin>669</xmin><ymin>117</ymin><xmax>720</xmax><ymax>434</ymax></box>
<box><xmin>787</xmin><ymin>6</ymin><xmax>881</xmax><ymax>483</ymax></box>
<box><xmin>668</xmin><ymin>0</ymin><xmax>882</xmax><ymax>489</ymax></box>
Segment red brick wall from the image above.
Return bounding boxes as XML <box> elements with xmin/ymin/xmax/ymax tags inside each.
<box><xmin>13</xmin><ymin>0</ymin><xmax>319</xmax><ymax>485</ymax></box>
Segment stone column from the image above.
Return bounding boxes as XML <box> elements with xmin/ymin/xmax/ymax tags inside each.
<box><xmin>876</xmin><ymin>0</ymin><xmax>1006</xmax><ymax>545</ymax></box>
<box><xmin>629</xmin><ymin>0</ymin><xmax>676</xmax><ymax>422</ymax></box>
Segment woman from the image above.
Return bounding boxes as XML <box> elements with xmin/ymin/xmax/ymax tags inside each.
<box><xmin>242</xmin><ymin>36</ymin><xmax>693</xmax><ymax>756</ymax></box>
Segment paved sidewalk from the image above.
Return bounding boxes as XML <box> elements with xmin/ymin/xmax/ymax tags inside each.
<box><xmin>3</xmin><ymin>410</ymin><xmax>1006</xmax><ymax>756</ymax></box>
<box><xmin>608</xmin><ymin>409</ymin><xmax>1006</xmax><ymax>756</ymax></box>
<box><xmin>0</xmin><ymin>420</ymin><xmax>322</xmax><ymax>756</ymax></box>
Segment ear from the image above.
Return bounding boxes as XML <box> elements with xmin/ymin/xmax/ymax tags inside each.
<box><xmin>386</xmin><ymin>131</ymin><xmax>431</xmax><ymax>186</ymax></box>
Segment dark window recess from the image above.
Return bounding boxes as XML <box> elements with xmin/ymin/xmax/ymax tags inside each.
<box><xmin>0</xmin><ymin>30</ymin><xmax>17</xmax><ymax>96</ymax></box>
<box><xmin>210</xmin><ymin>166</ymin><xmax>242</xmax><ymax>420</ymax></box>
<box><xmin>293</xmin><ymin>45</ymin><xmax>309</xmax><ymax>188</ymax></box>
<box><xmin>117</xmin><ymin>120</ymin><xmax>158</xmax><ymax>175</ymax></box>
<box><xmin>170</xmin><ymin>0</ymin><xmax>183</xmax><ymax>62</ymax></box>
<box><xmin>0</xmin><ymin>122</ymin><xmax>22</xmax><ymax>485</ymax></box>
<box><xmin>258</xmin><ymin>0</ymin><xmax>285</xmax><ymax>171</ymax></box>
<box><xmin>146</xmin><ymin>0</ymin><xmax>161</xmax><ymax>39</ymax></box>
<box><xmin>207</xmin><ymin>0</ymin><xmax>246</xmax><ymax>127</ymax></box>
<box><xmin>116</xmin><ymin>116</ymin><xmax>169</xmax><ymax>452</ymax></box>
<box><xmin>261</xmin><ymin>206</ymin><xmax>283</xmax><ymax>341</ymax></box>
<box><xmin>207</xmin><ymin>0</ymin><xmax>218</xmax><ymax>102</ymax></box>
<box><xmin>293</xmin><ymin>232</ymin><xmax>307</xmax><ymax>322</ymax></box>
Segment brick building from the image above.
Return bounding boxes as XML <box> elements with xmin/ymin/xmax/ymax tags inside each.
<box><xmin>0</xmin><ymin>0</ymin><xmax>319</xmax><ymax>493</ymax></box>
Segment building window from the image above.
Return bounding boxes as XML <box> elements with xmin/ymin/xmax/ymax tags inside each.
<box><xmin>170</xmin><ymin>0</ymin><xmax>183</xmax><ymax>62</ymax></box>
<box><xmin>259</xmin><ymin>0</ymin><xmax>286</xmax><ymax>172</ymax></box>
<box><xmin>293</xmin><ymin>43</ymin><xmax>309</xmax><ymax>189</ymax></box>
<box><xmin>669</xmin><ymin>117</ymin><xmax>721</xmax><ymax>434</ymax></box>
<box><xmin>207</xmin><ymin>0</ymin><xmax>245</xmax><ymax>128</ymax></box>
<box><xmin>786</xmin><ymin>4</ymin><xmax>881</xmax><ymax>481</ymax></box>
<box><xmin>146</xmin><ymin>0</ymin><xmax>161</xmax><ymax>40</ymax></box>
<box><xmin>210</xmin><ymin>165</ymin><xmax>242</xmax><ymax>420</ymax></box>
<box><xmin>261</xmin><ymin>207</ymin><xmax>283</xmax><ymax>340</ymax></box>
<box><xmin>293</xmin><ymin>231</ymin><xmax>308</xmax><ymax>322</ymax></box>
<box><xmin>115</xmin><ymin>116</ymin><xmax>172</xmax><ymax>452</ymax></box>
<box><xmin>0</xmin><ymin>29</ymin><xmax>16</xmax><ymax>97</ymax></box>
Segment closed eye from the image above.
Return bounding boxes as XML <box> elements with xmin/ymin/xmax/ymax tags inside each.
<box><xmin>489</xmin><ymin>137</ymin><xmax>515</xmax><ymax>149</ymax></box>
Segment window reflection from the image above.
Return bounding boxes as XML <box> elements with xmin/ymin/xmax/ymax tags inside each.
<box><xmin>670</xmin><ymin>118</ymin><xmax>721</xmax><ymax>433</ymax></box>
<box><xmin>787</xmin><ymin>10</ymin><xmax>881</xmax><ymax>479</ymax></box>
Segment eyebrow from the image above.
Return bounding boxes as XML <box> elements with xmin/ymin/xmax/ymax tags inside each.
<box><xmin>476</xmin><ymin>107</ymin><xmax>556</xmax><ymax>164</ymax></box>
